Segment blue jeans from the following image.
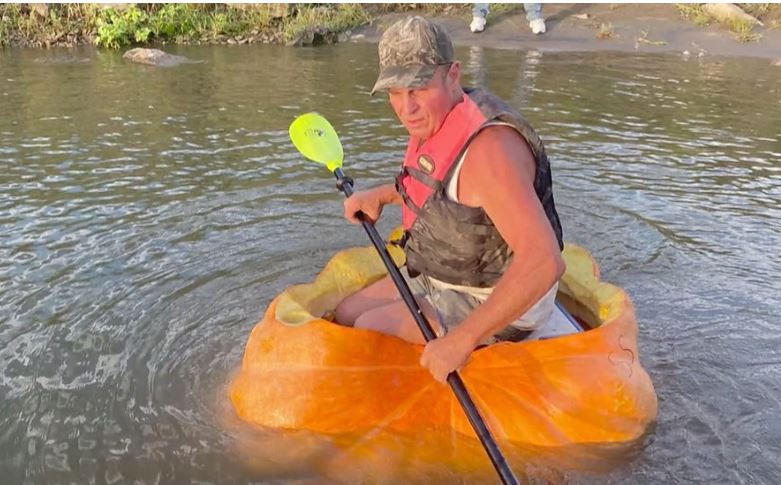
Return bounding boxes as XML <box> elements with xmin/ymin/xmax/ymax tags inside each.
<box><xmin>473</xmin><ymin>3</ymin><xmax>543</xmax><ymax>22</ymax></box>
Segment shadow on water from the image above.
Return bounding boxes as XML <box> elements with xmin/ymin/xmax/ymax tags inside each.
<box><xmin>1</xmin><ymin>43</ymin><xmax>779</xmax><ymax>483</ymax></box>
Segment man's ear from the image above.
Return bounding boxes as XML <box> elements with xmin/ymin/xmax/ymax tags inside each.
<box><xmin>448</xmin><ymin>61</ymin><xmax>461</xmax><ymax>84</ymax></box>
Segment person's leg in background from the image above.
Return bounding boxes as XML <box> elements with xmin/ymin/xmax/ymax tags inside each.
<box><xmin>471</xmin><ymin>3</ymin><xmax>490</xmax><ymax>33</ymax></box>
<box><xmin>524</xmin><ymin>3</ymin><xmax>546</xmax><ymax>34</ymax></box>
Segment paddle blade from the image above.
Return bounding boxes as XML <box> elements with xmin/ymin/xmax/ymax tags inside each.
<box><xmin>289</xmin><ymin>113</ymin><xmax>344</xmax><ymax>172</ymax></box>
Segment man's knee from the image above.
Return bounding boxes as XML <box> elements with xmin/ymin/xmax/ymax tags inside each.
<box><xmin>334</xmin><ymin>295</ymin><xmax>361</xmax><ymax>326</ymax></box>
<box><xmin>353</xmin><ymin>311</ymin><xmax>379</xmax><ymax>332</ymax></box>
<box><xmin>354</xmin><ymin>299</ymin><xmax>441</xmax><ymax>344</ymax></box>
<box><xmin>334</xmin><ymin>276</ymin><xmax>397</xmax><ymax>326</ymax></box>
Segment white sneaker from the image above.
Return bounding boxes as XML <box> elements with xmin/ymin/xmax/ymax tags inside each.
<box><xmin>470</xmin><ymin>16</ymin><xmax>486</xmax><ymax>33</ymax></box>
<box><xmin>529</xmin><ymin>18</ymin><xmax>546</xmax><ymax>35</ymax></box>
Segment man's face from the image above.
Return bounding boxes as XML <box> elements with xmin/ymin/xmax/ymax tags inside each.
<box><xmin>387</xmin><ymin>63</ymin><xmax>460</xmax><ymax>140</ymax></box>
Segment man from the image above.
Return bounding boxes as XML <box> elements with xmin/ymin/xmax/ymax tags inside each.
<box><xmin>335</xmin><ymin>16</ymin><xmax>565</xmax><ymax>383</ymax></box>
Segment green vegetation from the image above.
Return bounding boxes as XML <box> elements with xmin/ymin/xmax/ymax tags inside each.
<box><xmin>366</xmin><ymin>3</ymin><xmax>469</xmax><ymax>17</ymax></box>
<box><xmin>675</xmin><ymin>4</ymin><xmax>712</xmax><ymax>27</ymax></box>
<box><xmin>737</xmin><ymin>3</ymin><xmax>772</xmax><ymax>18</ymax></box>
<box><xmin>0</xmin><ymin>3</ymin><xmax>372</xmax><ymax>48</ymax></box>
<box><xmin>92</xmin><ymin>4</ymin><xmax>283</xmax><ymax>47</ymax></box>
<box><xmin>729</xmin><ymin>17</ymin><xmax>762</xmax><ymax>43</ymax></box>
<box><xmin>675</xmin><ymin>3</ymin><xmax>767</xmax><ymax>43</ymax></box>
<box><xmin>96</xmin><ymin>6</ymin><xmax>151</xmax><ymax>48</ymax></box>
<box><xmin>0</xmin><ymin>4</ymin><xmax>102</xmax><ymax>48</ymax></box>
<box><xmin>282</xmin><ymin>4</ymin><xmax>369</xmax><ymax>43</ymax></box>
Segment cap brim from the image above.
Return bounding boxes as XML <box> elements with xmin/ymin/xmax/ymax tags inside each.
<box><xmin>370</xmin><ymin>64</ymin><xmax>438</xmax><ymax>96</ymax></box>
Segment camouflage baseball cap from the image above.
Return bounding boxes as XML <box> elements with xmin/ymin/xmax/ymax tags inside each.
<box><xmin>371</xmin><ymin>16</ymin><xmax>454</xmax><ymax>95</ymax></box>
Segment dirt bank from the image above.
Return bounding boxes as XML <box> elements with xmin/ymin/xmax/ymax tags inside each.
<box><xmin>353</xmin><ymin>4</ymin><xmax>781</xmax><ymax>61</ymax></box>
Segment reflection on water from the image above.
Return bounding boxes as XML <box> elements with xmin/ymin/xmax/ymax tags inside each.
<box><xmin>1</xmin><ymin>43</ymin><xmax>779</xmax><ymax>484</ymax></box>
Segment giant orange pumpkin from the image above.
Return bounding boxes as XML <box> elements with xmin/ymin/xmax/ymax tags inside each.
<box><xmin>229</xmin><ymin>242</ymin><xmax>657</xmax><ymax>477</ymax></box>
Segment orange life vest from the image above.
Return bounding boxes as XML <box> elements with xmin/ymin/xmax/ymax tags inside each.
<box><xmin>395</xmin><ymin>87</ymin><xmax>563</xmax><ymax>287</ymax></box>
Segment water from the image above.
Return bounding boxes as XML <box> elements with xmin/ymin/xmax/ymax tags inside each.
<box><xmin>1</xmin><ymin>43</ymin><xmax>779</xmax><ymax>484</ymax></box>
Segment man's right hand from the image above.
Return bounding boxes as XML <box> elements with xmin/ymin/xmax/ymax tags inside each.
<box><xmin>343</xmin><ymin>183</ymin><xmax>400</xmax><ymax>224</ymax></box>
<box><xmin>343</xmin><ymin>188</ymin><xmax>383</xmax><ymax>224</ymax></box>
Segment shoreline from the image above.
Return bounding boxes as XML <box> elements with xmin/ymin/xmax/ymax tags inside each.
<box><xmin>2</xmin><ymin>4</ymin><xmax>780</xmax><ymax>62</ymax></box>
<box><xmin>353</xmin><ymin>5</ymin><xmax>781</xmax><ymax>61</ymax></box>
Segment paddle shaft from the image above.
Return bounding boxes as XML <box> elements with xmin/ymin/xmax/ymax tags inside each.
<box><xmin>334</xmin><ymin>168</ymin><xmax>520</xmax><ymax>485</ymax></box>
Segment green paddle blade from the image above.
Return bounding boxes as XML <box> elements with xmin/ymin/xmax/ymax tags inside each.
<box><xmin>289</xmin><ymin>113</ymin><xmax>343</xmax><ymax>172</ymax></box>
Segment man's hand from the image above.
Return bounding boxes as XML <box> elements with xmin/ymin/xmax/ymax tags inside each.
<box><xmin>419</xmin><ymin>329</ymin><xmax>477</xmax><ymax>383</ymax></box>
<box><xmin>343</xmin><ymin>189</ymin><xmax>381</xmax><ymax>224</ymax></box>
<box><xmin>343</xmin><ymin>183</ymin><xmax>399</xmax><ymax>224</ymax></box>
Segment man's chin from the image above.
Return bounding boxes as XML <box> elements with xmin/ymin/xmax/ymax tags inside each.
<box><xmin>405</xmin><ymin>125</ymin><xmax>430</xmax><ymax>139</ymax></box>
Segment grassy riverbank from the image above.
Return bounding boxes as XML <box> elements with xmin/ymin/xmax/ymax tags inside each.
<box><xmin>0</xmin><ymin>3</ymin><xmax>469</xmax><ymax>49</ymax></box>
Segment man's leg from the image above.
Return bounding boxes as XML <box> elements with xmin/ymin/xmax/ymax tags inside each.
<box><xmin>334</xmin><ymin>275</ymin><xmax>399</xmax><ymax>326</ymax></box>
<box><xmin>354</xmin><ymin>298</ymin><xmax>443</xmax><ymax>345</ymax></box>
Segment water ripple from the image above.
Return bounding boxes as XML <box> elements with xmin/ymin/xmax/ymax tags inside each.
<box><xmin>1</xmin><ymin>46</ymin><xmax>780</xmax><ymax>484</ymax></box>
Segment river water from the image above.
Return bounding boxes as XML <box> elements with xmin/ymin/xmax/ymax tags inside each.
<box><xmin>1</xmin><ymin>43</ymin><xmax>779</xmax><ymax>484</ymax></box>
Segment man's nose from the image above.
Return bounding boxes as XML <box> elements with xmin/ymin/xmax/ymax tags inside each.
<box><xmin>403</xmin><ymin>93</ymin><xmax>419</xmax><ymax>116</ymax></box>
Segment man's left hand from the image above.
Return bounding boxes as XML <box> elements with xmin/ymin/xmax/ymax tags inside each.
<box><xmin>419</xmin><ymin>330</ymin><xmax>477</xmax><ymax>383</ymax></box>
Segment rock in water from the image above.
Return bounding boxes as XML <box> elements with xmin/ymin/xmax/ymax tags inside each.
<box><xmin>122</xmin><ymin>48</ymin><xmax>199</xmax><ymax>67</ymax></box>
